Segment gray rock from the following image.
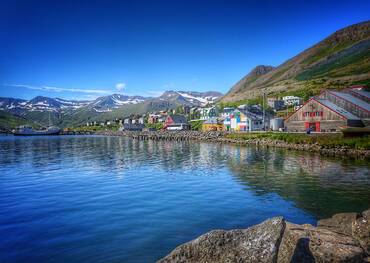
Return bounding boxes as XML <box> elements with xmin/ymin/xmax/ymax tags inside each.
<box><xmin>157</xmin><ymin>217</ymin><xmax>285</xmax><ymax>263</ymax></box>
<box><xmin>277</xmin><ymin>222</ymin><xmax>365</xmax><ymax>263</ymax></box>
<box><xmin>317</xmin><ymin>212</ymin><xmax>359</xmax><ymax>236</ymax></box>
<box><xmin>352</xmin><ymin>209</ymin><xmax>370</xmax><ymax>255</ymax></box>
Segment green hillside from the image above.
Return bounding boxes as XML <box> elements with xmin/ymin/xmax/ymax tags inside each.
<box><xmin>0</xmin><ymin>111</ymin><xmax>39</xmax><ymax>131</ymax></box>
<box><xmin>222</xmin><ymin>20</ymin><xmax>370</xmax><ymax>103</ymax></box>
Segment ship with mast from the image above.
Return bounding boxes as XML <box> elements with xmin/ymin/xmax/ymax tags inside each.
<box><xmin>13</xmin><ymin>114</ymin><xmax>61</xmax><ymax>136</ymax></box>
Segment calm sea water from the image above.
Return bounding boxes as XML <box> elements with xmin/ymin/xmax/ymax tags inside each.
<box><xmin>0</xmin><ymin>135</ymin><xmax>369</xmax><ymax>263</ymax></box>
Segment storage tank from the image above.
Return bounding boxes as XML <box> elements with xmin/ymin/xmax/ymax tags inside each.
<box><xmin>270</xmin><ymin>118</ymin><xmax>284</xmax><ymax>131</ymax></box>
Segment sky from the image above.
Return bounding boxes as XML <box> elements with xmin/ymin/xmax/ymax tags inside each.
<box><xmin>0</xmin><ymin>0</ymin><xmax>369</xmax><ymax>100</ymax></box>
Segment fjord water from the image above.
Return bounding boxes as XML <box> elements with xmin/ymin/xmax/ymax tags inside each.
<box><xmin>0</xmin><ymin>136</ymin><xmax>369</xmax><ymax>263</ymax></box>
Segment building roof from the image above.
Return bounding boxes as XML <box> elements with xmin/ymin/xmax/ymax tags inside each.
<box><xmin>237</xmin><ymin>109</ymin><xmax>263</xmax><ymax>120</ymax></box>
<box><xmin>203</xmin><ymin>118</ymin><xmax>222</xmax><ymax>124</ymax></box>
<box><xmin>329</xmin><ymin>91</ymin><xmax>370</xmax><ymax>112</ymax></box>
<box><xmin>349</xmin><ymin>89</ymin><xmax>370</xmax><ymax>100</ymax></box>
<box><xmin>169</xmin><ymin>114</ymin><xmax>188</xmax><ymax>124</ymax></box>
<box><xmin>315</xmin><ymin>99</ymin><xmax>360</xmax><ymax>120</ymax></box>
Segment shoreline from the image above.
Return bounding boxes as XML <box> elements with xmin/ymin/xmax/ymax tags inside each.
<box><xmin>95</xmin><ymin>130</ymin><xmax>370</xmax><ymax>159</ymax></box>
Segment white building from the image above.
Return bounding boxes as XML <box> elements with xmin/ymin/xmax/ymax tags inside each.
<box><xmin>282</xmin><ymin>96</ymin><xmax>303</xmax><ymax>106</ymax></box>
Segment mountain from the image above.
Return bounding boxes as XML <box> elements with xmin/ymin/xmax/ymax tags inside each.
<box><xmin>222</xmin><ymin>20</ymin><xmax>370</xmax><ymax>102</ymax></box>
<box><xmin>158</xmin><ymin>91</ymin><xmax>223</xmax><ymax>106</ymax></box>
<box><xmin>89</xmin><ymin>94</ymin><xmax>147</xmax><ymax>112</ymax></box>
<box><xmin>0</xmin><ymin>90</ymin><xmax>223</xmax><ymax>128</ymax></box>
<box><xmin>0</xmin><ymin>111</ymin><xmax>39</xmax><ymax>131</ymax></box>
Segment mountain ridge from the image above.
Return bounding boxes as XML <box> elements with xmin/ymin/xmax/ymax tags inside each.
<box><xmin>222</xmin><ymin>20</ymin><xmax>370</xmax><ymax>102</ymax></box>
<box><xmin>0</xmin><ymin>90</ymin><xmax>223</xmax><ymax>128</ymax></box>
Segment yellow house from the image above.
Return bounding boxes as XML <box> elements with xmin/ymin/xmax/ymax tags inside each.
<box><xmin>202</xmin><ymin>119</ymin><xmax>224</xmax><ymax>131</ymax></box>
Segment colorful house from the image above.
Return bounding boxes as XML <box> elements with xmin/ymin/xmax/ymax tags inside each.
<box><xmin>228</xmin><ymin>109</ymin><xmax>265</xmax><ymax>132</ymax></box>
<box><xmin>165</xmin><ymin>114</ymin><xmax>190</xmax><ymax>130</ymax></box>
<box><xmin>202</xmin><ymin>118</ymin><xmax>224</xmax><ymax>131</ymax></box>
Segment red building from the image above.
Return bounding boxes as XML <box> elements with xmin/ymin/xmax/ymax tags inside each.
<box><xmin>285</xmin><ymin>98</ymin><xmax>364</xmax><ymax>132</ymax></box>
<box><xmin>165</xmin><ymin>114</ymin><xmax>190</xmax><ymax>131</ymax></box>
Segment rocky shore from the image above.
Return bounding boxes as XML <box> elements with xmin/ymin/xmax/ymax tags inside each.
<box><xmin>158</xmin><ymin>209</ymin><xmax>370</xmax><ymax>263</ymax></box>
<box><xmin>95</xmin><ymin>131</ymin><xmax>370</xmax><ymax>159</ymax></box>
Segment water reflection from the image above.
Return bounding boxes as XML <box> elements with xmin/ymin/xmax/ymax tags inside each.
<box><xmin>1</xmin><ymin>135</ymin><xmax>369</xmax><ymax>220</ymax></box>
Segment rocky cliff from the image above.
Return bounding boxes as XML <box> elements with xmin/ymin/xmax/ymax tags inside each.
<box><xmin>158</xmin><ymin>208</ymin><xmax>370</xmax><ymax>262</ymax></box>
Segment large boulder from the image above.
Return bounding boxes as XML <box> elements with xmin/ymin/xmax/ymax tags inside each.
<box><xmin>317</xmin><ymin>212</ymin><xmax>359</xmax><ymax>236</ymax></box>
<box><xmin>277</xmin><ymin>222</ymin><xmax>365</xmax><ymax>263</ymax></box>
<box><xmin>157</xmin><ymin>217</ymin><xmax>285</xmax><ymax>263</ymax></box>
<box><xmin>352</xmin><ymin>209</ymin><xmax>370</xmax><ymax>255</ymax></box>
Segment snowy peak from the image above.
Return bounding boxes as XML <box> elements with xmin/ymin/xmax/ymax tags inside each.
<box><xmin>0</xmin><ymin>97</ymin><xmax>27</xmax><ymax>111</ymax></box>
<box><xmin>159</xmin><ymin>90</ymin><xmax>222</xmax><ymax>106</ymax></box>
<box><xmin>91</xmin><ymin>94</ymin><xmax>147</xmax><ymax>112</ymax></box>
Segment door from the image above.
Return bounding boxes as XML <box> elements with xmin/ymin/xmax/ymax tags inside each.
<box><xmin>309</xmin><ymin>123</ymin><xmax>316</xmax><ymax>131</ymax></box>
<box><xmin>315</xmin><ymin>122</ymin><xmax>320</xmax><ymax>132</ymax></box>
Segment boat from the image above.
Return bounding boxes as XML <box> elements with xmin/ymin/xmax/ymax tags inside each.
<box><xmin>13</xmin><ymin>125</ymin><xmax>61</xmax><ymax>136</ymax></box>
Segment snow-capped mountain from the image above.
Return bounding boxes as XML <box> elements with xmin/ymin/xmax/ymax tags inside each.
<box><xmin>0</xmin><ymin>90</ymin><xmax>223</xmax><ymax>128</ymax></box>
<box><xmin>91</xmin><ymin>94</ymin><xmax>147</xmax><ymax>112</ymax></box>
<box><xmin>0</xmin><ymin>98</ymin><xmax>27</xmax><ymax>113</ymax></box>
<box><xmin>0</xmin><ymin>96</ymin><xmax>89</xmax><ymax>113</ymax></box>
<box><xmin>159</xmin><ymin>91</ymin><xmax>222</xmax><ymax>106</ymax></box>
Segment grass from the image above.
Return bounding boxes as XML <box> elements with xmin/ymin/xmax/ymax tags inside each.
<box><xmin>225</xmin><ymin>132</ymin><xmax>370</xmax><ymax>150</ymax></box>
<box><xmin>296</xmin><ymin>40</ymin><xmax>370</xmax><ymax>81</ymax></box>
<box><xmin>189</xmin><ymin>120</ymin><xmax>204</xmax><ymax>131</ymax></box>
<box><xmin>301</xmin><ymin>40</ymin><xmax>353</xmax><ymax>65</ymax></box>
<box><xmin>72</xmin><ymin>124</ymin><xmax>120</xmax><ymax>132</ymax></box>
<box><xmin>0</xmin><ymin>111</ymin><xmax>39</xmax><ymax>130</ymax></box>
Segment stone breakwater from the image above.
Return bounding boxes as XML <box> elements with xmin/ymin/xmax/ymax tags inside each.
<box><xmin>158</xmin><ymin>209</ymin><xmax>370</xmax><ymax>263</ymax></box>
<box><xmin>95</xmin><ymin>131</ymin><xmax>370</xmax><ymax>159</ymax></box>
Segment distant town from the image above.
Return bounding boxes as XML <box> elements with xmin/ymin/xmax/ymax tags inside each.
<box><xmin>79</xmin><ymin>85</ymin><xmax>369</xmax><ymax>134</ymax></box>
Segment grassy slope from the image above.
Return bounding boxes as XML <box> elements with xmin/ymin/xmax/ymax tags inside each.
<box><xmin>0</xmin><ymin>111</ymin><xmax>39</xmax><ymax>130</ymax></box>
<box><xmin>221</xmin><ymin>21</ymin><xmax>370</xmax><ymax>104</ymax></box>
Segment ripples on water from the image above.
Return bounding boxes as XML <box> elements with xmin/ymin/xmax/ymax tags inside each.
<box><xmin>0</xmin><ymin>135</ymin><xmax>369</xmax><ymax>263</ymax></box>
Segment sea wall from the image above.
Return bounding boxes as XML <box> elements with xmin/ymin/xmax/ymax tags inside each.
<box><xmin>157</xmin><ymin>209</ymin><xmax>370</xmax><ymax>263</ymax></box>
<box><xmin>95</xmin><ymin>131</ymin><xmax>370</xmax><ymax>159</ymax></box>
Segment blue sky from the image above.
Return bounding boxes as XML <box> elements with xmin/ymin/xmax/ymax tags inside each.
<box><xmin>0</xmin><ymin>0</ymin><xmax>369</xmax><ymax>100</ymax></box>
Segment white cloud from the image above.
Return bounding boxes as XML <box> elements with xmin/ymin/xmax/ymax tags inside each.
<box><xmin>5</xmin><ymin>84</ymin><xmax>113</xmax><ymax>94</ymax></box>
<box><xmin>115</xmin><ymin>82</ymin><xmax>126</xmax><ymax>92</ymax></box>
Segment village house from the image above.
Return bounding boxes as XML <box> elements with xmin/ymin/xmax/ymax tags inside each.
<box><xmin>284</xmin><ymin>97</ymin><xmax>364</xmax><ymax>132</ymax></box>
<box><xmin>200</xmin><ymin>106</ymin><xmax>219</xmax><ymax>120</ymax></box>
<box><xmin>267</xmin><ymin>97</ymin><xmax>285</xmax><ymax>111</ymax></box>
<box><xmin>165</xmin><ymin>114</ymin><xmax>190</xmax><ymax>131</ymax></box>
<box><xmin>345</xmin><ymin>86</ymin><xmax>370</xmax><ymax>103</ymax></box>
<box><xmin>228</xmin><ymin>106</ymin><xmax>267</xmax><ymax>132</ymax></box>
<box><xmin>148</xmin><ymin>112</ymin><xmax>168</xmax><ymax>124</ymax></box>
<box><xmin>121</xmin><ymin>123</ymin><xmax>145</xmax><ymax>131</ymax></box>
<box><xmin>319</xmin><ymin>89</ymin><xmax>370</xmax><ymax>122</ymax></box>
<box><xmin>282</xmin><ymin>96</ymin><xmax>303</xmax><ymax>106</ymax></box>
<box><xmin>220</xmin><ymin>107</ymin><xmax>235</xmax><ymax>118</ymax></box>
<box><xmin>148</xmin><ymin>114</ymin><xmax>159</xmax><ymax>124</ymax></box>
<box><xmin>202</xmin><ymin>118</ymin><xmax>224</xmax><ymax>131</ymax></box>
